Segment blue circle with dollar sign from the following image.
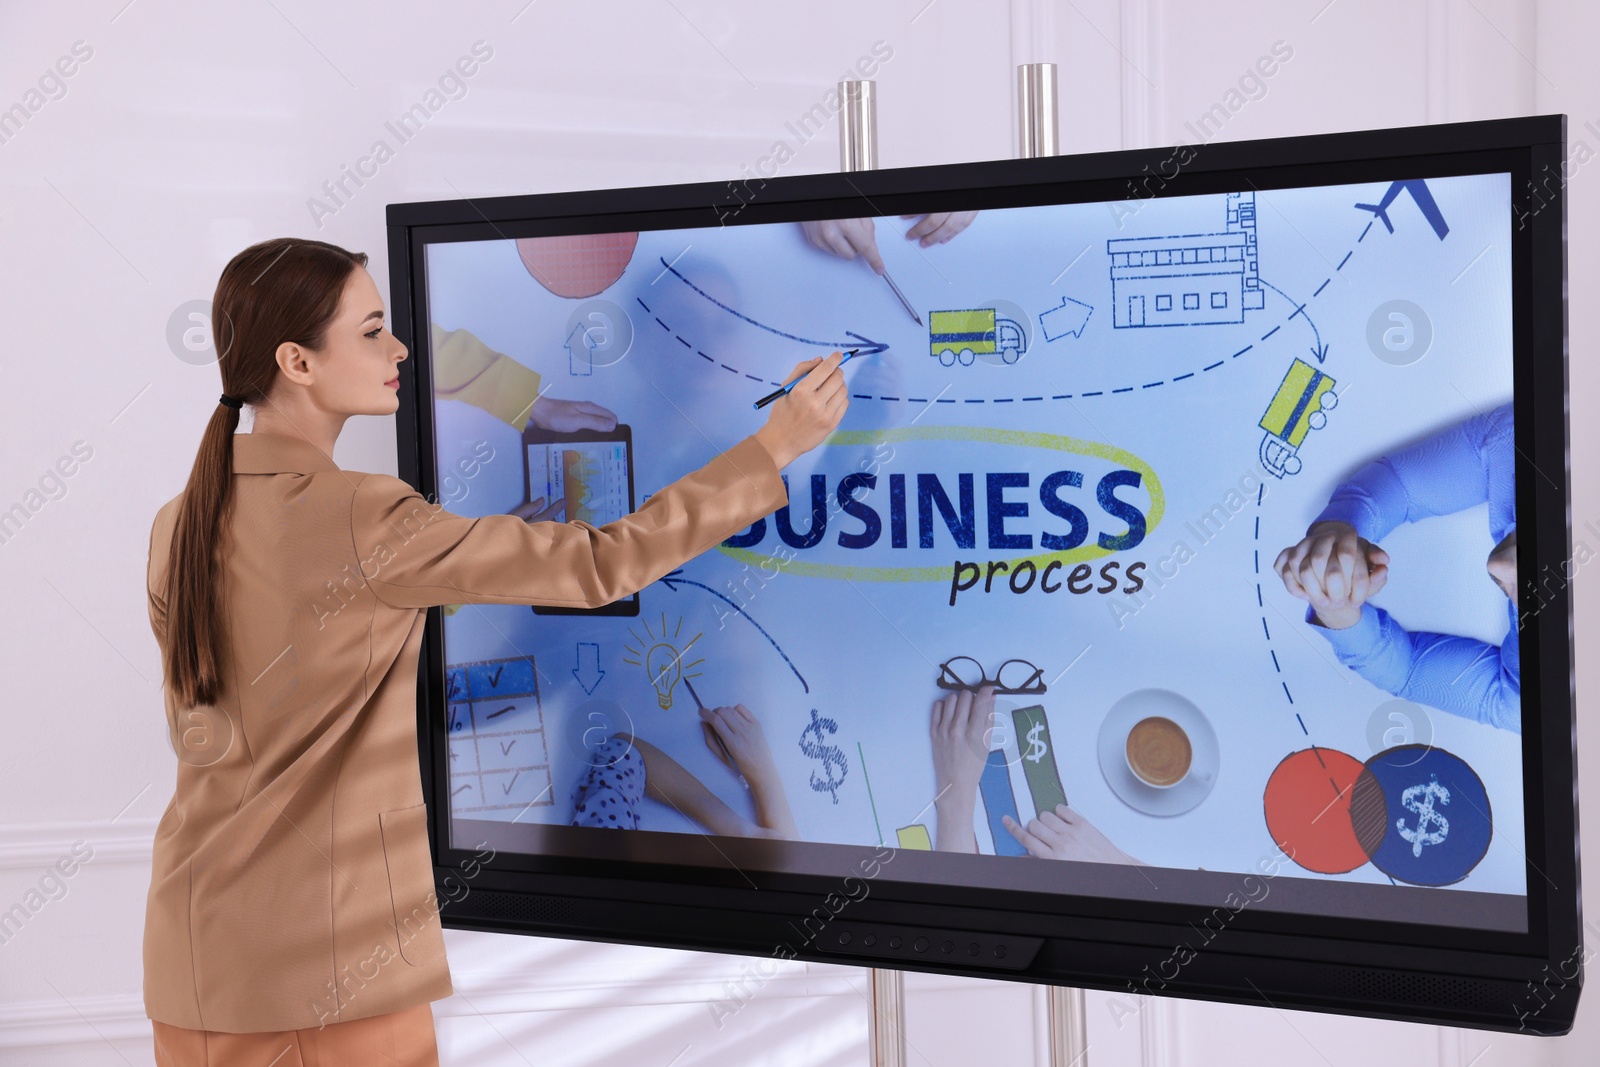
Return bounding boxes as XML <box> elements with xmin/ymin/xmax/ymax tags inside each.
<box><xmin>1351</xmin><ymin>746</ymin><xmax>1491</xmax><ymax>886</ymax></box>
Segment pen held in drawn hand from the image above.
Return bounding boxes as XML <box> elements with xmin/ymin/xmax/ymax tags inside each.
<box><xmin>681</xmin><ymin>676</ymin><xmax>749</xmax><ymax>790</ymax></box>
<box><xmin>880</xmin><ymin>268</ymin><xmax>922</xmax><ymax>325</ymax></box>
<box><xmin>681</xmin><ymin>674</ymin><xmax>709</xmax><ymax>715</ymax></box>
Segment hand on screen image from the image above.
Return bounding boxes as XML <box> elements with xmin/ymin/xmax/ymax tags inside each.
<box><xmin>1002</xmin><ymin>807</ymin><xmax>1149</xmax><ymax>867</ymax></box>
<box><xmin>616</xmin><ymin>705</ymin><xmax>798</xmax><ymax>840</ymax></box>
<box><xmin>1486</xmin><ymin>528</ymin><xmax>1517</xmax><ymax>600</ymax></box>
<box><xmin>929</xmin><ymin>685</ymin><xmax>996</xmax><ymax>852</ymax></box>
<box><xmin>801</xmin><ymin>218</ymin><xmax>886</xmax><ymax>273</ymax></box>
<box><xmin>508</xmin><ymin>494</ymin><xmax>566</xmax><ymax>523</ymax></box>
<box><xmin>1271</xmin><ymin>403</ymin><xmax>1521</xmax><ymax>733</ymax></box>
<box><xmin>799</xmin><ymin>212</ymin><xmax>978</xmax><ymax>274</ymax></box>
<box><xmin>527</xmin><ymin>394</ymin><xmax>618</xmax><ymax>433</ymax></box>
<box><xmin>699</xmin><ymin>703</ymin><xmax>798</xmax><ymax>837</ymax></box>
<box><xmin>929</xmin><ymin>685</ymin><xmax>1147</xmax><ymax>865</ymax></box>
<box><xmin>510</xmin><ymin>394</ymin><xmax>619</xmax><ymax>522</ymax></box>
<box><xmin>1273</xmin><ymin>520</ymin><xmax>1390</xmax><ymax>629</ymax></box>
<box><xmin>901</xmin><ymin>211</ymin><xmax>977</xmax><ymax>247</ymax></box>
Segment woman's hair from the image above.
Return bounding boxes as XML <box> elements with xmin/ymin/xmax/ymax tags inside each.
<box><xmin>162</xmin><ymin>237</ymin><xmax>368</xmax><ymax>709</ymax></box>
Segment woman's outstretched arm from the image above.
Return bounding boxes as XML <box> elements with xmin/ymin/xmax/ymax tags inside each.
<box><xmin>350</xmin><ymin>352</ymin><xmax>850</xmax><ymax>611</ymax></box>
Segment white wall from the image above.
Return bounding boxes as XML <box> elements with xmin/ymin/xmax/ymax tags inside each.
<box><xmin>0</xmin><ymin>1</ymin><xmax>1591</xmax><ymax>1064</ymax></box>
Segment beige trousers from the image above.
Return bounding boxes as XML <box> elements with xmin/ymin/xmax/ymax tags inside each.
<box><xmin>151</xmin><ymin>1001</ymin><xmax>439</xmax><ymax>1067</ymax></box>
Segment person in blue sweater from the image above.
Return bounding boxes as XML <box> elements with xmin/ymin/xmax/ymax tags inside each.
<box><xmin>1272</xmin><ymin>402</ymin><xmax>1520</xmax><ymax>733</ymax></box>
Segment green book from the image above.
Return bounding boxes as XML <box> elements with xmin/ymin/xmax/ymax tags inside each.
<box><xmin>1012</xmin><ymin>705</ymin><xmax>1068</xmax><ymax>816</ymax></box>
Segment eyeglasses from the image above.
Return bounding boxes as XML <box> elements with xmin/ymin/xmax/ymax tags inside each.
<box><xmin>935</xmin><ymin>656</ymin><xmax>1047</xmax><ymax>695</ymax></box>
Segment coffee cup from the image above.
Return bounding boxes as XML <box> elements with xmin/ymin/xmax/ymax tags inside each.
<box><xmin>1125</xmin><ymin>715</ymin><xmax>1192</xmax><ymax>789</ymax></box>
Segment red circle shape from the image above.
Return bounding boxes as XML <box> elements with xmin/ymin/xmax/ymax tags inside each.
<box><xmin>1263</xmin><ymin>747</ymin><xmax>1370</xmax><ymax>875</ymax></box>
<box><xmin>516</xmin><ymin>233</ymin><xmax>638</xmax><ymax>298</ymax></box>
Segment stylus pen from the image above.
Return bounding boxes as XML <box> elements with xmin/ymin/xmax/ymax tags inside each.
<box><xmin>881</xmin><ymin>268</ymin><xmax>922</xmax><ymax>325</ymax></box>
<box><xmin>753</xmin><ymin>349</ymin><xmax>860</xmax><ymax>410</ymax></box>
<box><xmin>681</xmin><ymin>676</ymin><xmax>749</xmax><ymax>790</ymax></box>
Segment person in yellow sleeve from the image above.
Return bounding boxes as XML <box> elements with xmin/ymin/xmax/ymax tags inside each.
<box><xmin>430</xmin><ymin>321</ymin><xmax>620</xmax><ymax>616</ymax></box>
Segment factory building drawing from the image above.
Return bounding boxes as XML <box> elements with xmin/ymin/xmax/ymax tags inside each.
<box><xmin>1106</xmin><ymin>191</ymin><xmax>1265</xmax><ymax>329</ymax></box>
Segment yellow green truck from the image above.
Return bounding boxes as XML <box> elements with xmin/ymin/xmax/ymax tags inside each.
<box><xmin>928</xmin><ymin>308</ymin><xmax>1027</xmax><ymax>366</ymax></box>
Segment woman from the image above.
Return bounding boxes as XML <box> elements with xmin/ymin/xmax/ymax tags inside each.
<box><xmin>144</xmin><ymin>237</ymin><xmax>846</xmax><ymax>1066</ymax></box>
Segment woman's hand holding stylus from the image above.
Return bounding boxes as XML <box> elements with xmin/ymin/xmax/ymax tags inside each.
<box><xmin>754</xmin><ymin>350</ymin><xmax>850</xmax><ymax>469</ymax></box>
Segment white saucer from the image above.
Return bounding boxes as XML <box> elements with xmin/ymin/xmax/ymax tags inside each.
<box><xmin>1096</xmin><ymin>688</ymin><xmax>1220</xmax><ymax>817</ymax></box>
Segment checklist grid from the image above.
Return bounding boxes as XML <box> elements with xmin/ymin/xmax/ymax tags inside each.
<box><xmin>445</xmin><ymin>655</ymin><xmax>554</xmax><ymax>814</ymax></box>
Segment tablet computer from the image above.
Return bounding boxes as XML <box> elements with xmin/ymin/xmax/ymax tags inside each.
<box><xmin>521</xmin><ymin>423</ymin><xmax>639</xmax><ymax>616</ymax></box>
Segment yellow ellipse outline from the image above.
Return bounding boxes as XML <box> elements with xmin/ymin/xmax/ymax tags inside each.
<box><xmin>716</xmin><ymin>425</ymin><xmax>1165</xmax><ymax>581</ymax></box>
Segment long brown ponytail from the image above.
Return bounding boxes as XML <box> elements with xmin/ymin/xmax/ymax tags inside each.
<box><xmin>163</xmin><ymin>237</ymin><xmax>367</xmax><ymax>709</ymax></box>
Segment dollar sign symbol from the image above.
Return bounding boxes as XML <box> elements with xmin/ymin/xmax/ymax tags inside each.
<box><xmin>1397</xmin><ymin>774</ymin><xmax>1451</xmax><ymax>858</ymax></box>
<box><xmin>1025</xmin><ymin>721</ymin><xmax>1047</xmax><ymax>764</ymax></box>
<box><xmin>799</xmin><ymin>708</ymin><xmax>848</xmax><ymax>804</ymax></box>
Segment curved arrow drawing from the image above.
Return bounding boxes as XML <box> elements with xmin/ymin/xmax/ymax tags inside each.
<box><xmin>659</xmin><ymin>568</ymin><xmax>809</xmax><ymax>693</ymax></box>
<box><xmin>1258</xmin><ymin>278</ymin><xmax>1328</xmax><ymax>364</ymax></box>
<box><xmin>658</xmin><ymin>257</ymin><xmax>888</xmax><ymax>355</ymax></box>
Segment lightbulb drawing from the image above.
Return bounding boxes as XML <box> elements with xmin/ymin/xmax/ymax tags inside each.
<box><xmin>645</xmin><ymin>643</ymin><xmax>681</xmax><ymax>709</ymax></box>
<box><xmin>622</xmin><ymin>613</ymin><xmax>703</xmax><ymax>711</ymax></box>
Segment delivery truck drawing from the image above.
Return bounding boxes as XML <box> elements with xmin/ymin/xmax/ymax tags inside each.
<box><xmin>1258</xmin><ymin>357</ymin><xmax>1337</xmax><ymax>478</ymax></box>
<box><xmin>928</xmin><ymin>308</ymin><xmax>1027</xmax><ymax>366</ymax></box>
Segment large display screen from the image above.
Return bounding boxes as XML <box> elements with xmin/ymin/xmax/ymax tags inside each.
<box><xmin>392</xmin><ymin>116</ymin><xmax>1579</xmax><ymax>1032</ymax></box>
<box><xmin>424</xmin><ymin>170</ymin><xmax>1525</xmax><ymax>928</ymax></box>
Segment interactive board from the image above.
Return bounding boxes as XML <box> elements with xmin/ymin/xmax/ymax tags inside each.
<box><xmin>389</xmin><ymin>115</ymin><xmax>1579</xmax><ymax>1033</ymax></box>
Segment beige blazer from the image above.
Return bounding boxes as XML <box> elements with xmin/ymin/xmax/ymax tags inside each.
<box><xmin>143</xmin><ymin>430</ymin><xmax>787</xmax><ymax>1033</ymax></box>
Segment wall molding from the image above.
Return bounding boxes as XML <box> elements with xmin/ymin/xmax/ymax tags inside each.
<box><xmin>0</xmin><ymin>992</ymin><xmax>152</xmax><ymax>1052</ymax></box>
<box><xmin>440</xmin><ymin>958</ymin><xmax>865</xmax><ymax>1017</ymax></box>
<box><xmin>0</xmin><ymin>817</ymin><xmax>158</xmax><ymax>872</ymax></box>
<box><xmin>0</xmin><ymin>957</ymin><xmax>867</xmax><ymax>1051</ymax></box>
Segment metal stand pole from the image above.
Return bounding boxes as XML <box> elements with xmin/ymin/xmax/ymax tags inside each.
<box><xmin>1017</xmin><ymin>62</ymin><xmax>1059</xmax><ymax>157</ymax></box>
<box><xmin>868</xmin><ymin>967</ymin><xmax>906</xmax><ymax>1067</ymax></box>
<box><xmin>837</xmin><ymin>77</ymin><xmax>906</xmax><ymax>1067</ymax></box>
<box><xmin>1018</xmin><ymin>59</ymin><xmax>1090</xmax><ymax>1067</ymax></box>
<box><xmin>1046</xmin><ymin>985</ymin><xmax>1089</xmax><ymax>1066</ymax></box>
<box><xmin>839</xmin><ymin>80</ymin><xmax>877</xmax><ymax>171</ymax></box>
